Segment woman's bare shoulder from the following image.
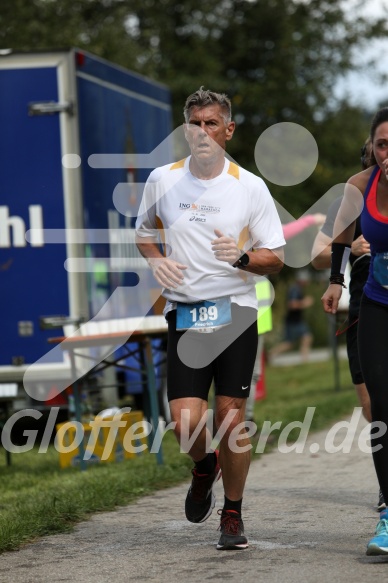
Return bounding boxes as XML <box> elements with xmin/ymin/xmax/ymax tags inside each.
<box><xmin>348</xmin><ymin>165</ymin><xmax>376</xmax><ymax>192</ymax></box>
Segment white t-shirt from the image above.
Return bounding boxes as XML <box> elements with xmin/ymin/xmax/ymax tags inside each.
<box><xmin>135</xmin><ymin>157</ymin><xmax>285</xmax><ymax>312</ymax></box>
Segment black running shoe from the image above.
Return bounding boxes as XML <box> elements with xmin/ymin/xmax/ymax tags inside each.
<box><xmin>216</xmin><ymin>509</ymin><xmax>248</xmax><ymax>550</ymax></box>
<box><xmin>377</xmin><ymin>489</ymin><xmax>386</xmax><ymax>512</ymax></box>
<box><xmin>185</xmin><ymin>450</ymin><xmax>221</xmax><ymax>523</ymax></box>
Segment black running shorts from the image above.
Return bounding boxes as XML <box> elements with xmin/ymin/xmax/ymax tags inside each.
<box><xmin>166</xmin><ymin>304</ymin><xmax>258</xmax><ymax>401</ymax></box>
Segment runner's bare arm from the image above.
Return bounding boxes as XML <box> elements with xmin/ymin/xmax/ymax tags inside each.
<box><xmin>321</xmin><ymin>179</ymin><xmax>361</xmax><ymax>313</ymax></box>
<box><xmin>237</xmin><ymin>247</ymin><xmax>284</xmax><ymax>275</ymax></box>
<box><xmin>311</xmin><ymin>231</ymin><xmax>332</xmax><ymax>270</ymax></box>
<box><xmin>211</xmin><ymin>229</ymin><xmax>284</xmax><ymax>275</ymax></box>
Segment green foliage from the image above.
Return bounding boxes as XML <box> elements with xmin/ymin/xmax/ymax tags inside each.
<box><xmin>253</xmin><ymin>358</ymin><xmax>356</xmax><ymax>449</ymax></box>
<box><xmin>0</xmin><ymin>431</ymin><xmax>192</xmax><ymax>552</ymax></box>
<box><xmin>260</xmin><ymin>358</ymin><xmax>354</xmax><ymax>429</ymax></box>
<box><xmin>0</xmin><ymin>0</ymin><xmax>139</xmax><ymax>66</ymax></box>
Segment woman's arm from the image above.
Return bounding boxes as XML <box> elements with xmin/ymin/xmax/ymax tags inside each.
<box><xmin>321</xmin><ymin>179</ymin><xmax>363</xmax><ymax>313</ymax></box>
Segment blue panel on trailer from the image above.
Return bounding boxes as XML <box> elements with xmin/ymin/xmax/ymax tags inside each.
<box><xmin>75</xmin><ymin>50</ymin><xmax>171</xmax><ymax>108</ymax></box>
<box><xmin>76</xmin><ymin>57</ymin><xmax>173</xmax><ymax>319</ymax></box>
<box><xmin>0</xmin><ymin>66</ymin><xmax>68</xmax><ymax>365</ymax></box>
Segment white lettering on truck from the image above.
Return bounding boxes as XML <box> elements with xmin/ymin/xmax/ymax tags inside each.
<box><xmin>0</xmin><ymin>205</ymin><xmax>44</xmax><ymax>248</ymax></box>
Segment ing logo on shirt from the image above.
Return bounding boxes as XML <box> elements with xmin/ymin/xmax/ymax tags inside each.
<box><xmin>179</xmin><ymin>202</ymin><xmax>220</xmax><ymax>214</ymax></box>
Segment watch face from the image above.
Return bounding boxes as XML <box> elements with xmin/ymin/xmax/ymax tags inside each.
<box><xmin>240</xmin><ymin>253</ymin><xmax>249</xmax><ymax>266</ymax></box>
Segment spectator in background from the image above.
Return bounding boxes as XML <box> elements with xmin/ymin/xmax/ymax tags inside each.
<box><xmin>269</xmin><ymin>269</ymin><xmax>314</xmax><ymax>363</ymax></box>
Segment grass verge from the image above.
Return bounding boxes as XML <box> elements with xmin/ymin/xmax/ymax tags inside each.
<box><xmin>0</xmin><ymin>357</ymin><xmax>357</xmax><ymax>553</ymax></box>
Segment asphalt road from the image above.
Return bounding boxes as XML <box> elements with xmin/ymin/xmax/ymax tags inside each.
<box><xmin>1</xmin><ymin>410</ymin><xmax>387</xmax><ymax>583</ymax></box>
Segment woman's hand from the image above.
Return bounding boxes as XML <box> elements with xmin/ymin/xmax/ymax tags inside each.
<box><xmin>351</xmin><ymin>235</ymin><xmax>370</xmax><ymax>257</ymax></box>
<box><xmin>321</xmin><ymin>284</ymin><xmax>344</xmax><ymax>314</ymax></box>
<box><xmin>383</xmin><ymin>158</ymin><xmax>388</xmax><ymax>180</ymax></box>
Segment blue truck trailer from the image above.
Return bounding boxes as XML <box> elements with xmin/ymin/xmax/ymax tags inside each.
<box><xmin>0</xmin><ymin>49</ymin><xmax>173</xmax><ymax>416</ymax></box>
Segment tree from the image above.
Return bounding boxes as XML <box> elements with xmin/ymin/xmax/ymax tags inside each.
<box><xmin>0</xmin><ymin>0</ymin><xmax>140</xmax><ymax>67</ymax></box>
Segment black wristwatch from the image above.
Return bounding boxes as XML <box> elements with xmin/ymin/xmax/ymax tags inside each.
<box><xmin>233</xmin><ymin>252</ymin><xmax>250</xmax><ymax>268</ymax></box>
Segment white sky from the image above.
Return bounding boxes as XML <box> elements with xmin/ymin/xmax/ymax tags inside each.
<box><xmin>335</xmin><ymin>0</ymin><xmax>388</xmax><ymax>110</ymax></box>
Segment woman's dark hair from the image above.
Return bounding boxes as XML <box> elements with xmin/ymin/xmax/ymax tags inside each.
<box><xmin>370</xmin><ymin>107</ymin><xmax>388</xmax><ymax>141</ymax></box>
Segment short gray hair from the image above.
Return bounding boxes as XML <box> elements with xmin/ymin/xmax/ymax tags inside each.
<box><xmin>183</xmin><ymin>87</ymin><xmax>232</xmax><ymax>124</ymax></box>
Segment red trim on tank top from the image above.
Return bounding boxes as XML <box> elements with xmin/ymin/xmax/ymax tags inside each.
<box><xmin>366</xmin><ymin>167</ymin><xmax>388</xmax><ymax>224</ymax></box>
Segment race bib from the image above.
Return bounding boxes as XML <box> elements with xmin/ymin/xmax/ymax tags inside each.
<box><xmin>176</xmin><ymin>297</ymin><xmax>232</xmax><ymax>332</ymax></box>
<box><xmin>373</xmin><ymin>252</ymin><xmax>388</xmax><ymax>289</ymax></box>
